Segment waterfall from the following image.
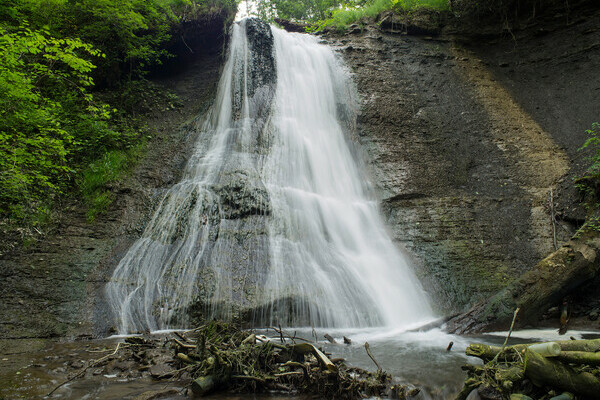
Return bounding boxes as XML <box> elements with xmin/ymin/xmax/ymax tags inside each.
<box><xmin>106</xmin><ymin>19</ymin><xmax>433</xmax><ymax>334</ymax></box>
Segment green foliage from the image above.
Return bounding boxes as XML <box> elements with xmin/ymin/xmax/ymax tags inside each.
<box><xmin>394</xmin><ymin>0</ymin><xmax>448</xmax><ymax>11</ymax></box>
<box><xmin>256</xmin><ymin>0</ymin><xmax>449</xmax><ymax>31</ymax></box>
<box><xmin>316</xmin><ymin>0</ymin><xmax>395</xmax><ymax>31</ymax></box>
<box><xmin>6</xmin><ymin>0</ymin><xmax>238</xmax><ymax>85</ymax></box>
<box><xmin>61</xmin><ymin>0</ymin><xmax>176</xmax><ymax>83</ymax></box>
<box><xmin>80</xmin><ymin>149</ymin><xmax>142</xmax><ymax>221</ymax></box>
<box><xmin>0</xmin><ymin>0</ymin><xmax>236</xmax><ymax>228</ymax></box>
<box><xmin>257</xmin><ymin>0</ymin><xmax>350</xmax><ymax>21</ymax></box>
<box><xmin>311</xmin><ymin>0</ymin><xmax>448</xmax><ymax>31</ymax></box>
<box><xmin>573</xmin><ymin>123</ymin><xmax>600</xmax><ymax>237</ymax></box>
<box><xmin>579</xmin><ymin>122</ymin><xmax>600</xmax><ymax>175</ymax></box>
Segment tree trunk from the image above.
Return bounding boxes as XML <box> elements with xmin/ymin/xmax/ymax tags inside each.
<box><xmin>524</xmin><ymin>349</ymin><xmax>600</xmax><ymax>398</ymax></box>
<box><xmin>557</xmin><ymin>351</ymin><xmax>600</xmax><ymax>365</ymax></box>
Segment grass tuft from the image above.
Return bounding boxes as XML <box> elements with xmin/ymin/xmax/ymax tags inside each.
<box><xmin>80</xmin><ymin>148</ymin><xmax>143</xmax><ymax>221</ymax></box>
<box><xmin>313</xmin><ymin>0</ymin><xmax>449</xmax><ymax>31</ymax></box>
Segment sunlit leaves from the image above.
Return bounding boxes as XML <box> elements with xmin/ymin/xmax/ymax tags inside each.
<box><xmin>0</xmin><ymin>25</ymin><xmax>104</xmax><ymax>220</ymax></box>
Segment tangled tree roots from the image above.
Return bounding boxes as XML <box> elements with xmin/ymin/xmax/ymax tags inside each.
<box><xmin>158</xmin><ymin>321</ymin><xmax>415</xmax><ymax>399</ymax></box>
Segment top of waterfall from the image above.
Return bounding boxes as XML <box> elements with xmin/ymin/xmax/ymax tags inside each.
<box><xmin>235</xmin><ymin>1</ymin><xmax>258</xmax><ymax>21</ymax></box>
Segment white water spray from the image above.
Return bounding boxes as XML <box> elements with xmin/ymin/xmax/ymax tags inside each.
<box><xmin>106</xmin><ymin>19</ymin><xmax>433</xmax><ymax>333</ymax></box>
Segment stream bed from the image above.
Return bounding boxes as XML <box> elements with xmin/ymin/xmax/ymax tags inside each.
<box><xmin>3</xmin><ymin>328</ymin><xmax>598</xmax><ymax>399</ymax></box>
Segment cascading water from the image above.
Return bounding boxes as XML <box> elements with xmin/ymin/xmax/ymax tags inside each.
<box><xmin>106</xmin><ymin>18</ymin><xmax>433</xmax><ymax>334</ymax></box>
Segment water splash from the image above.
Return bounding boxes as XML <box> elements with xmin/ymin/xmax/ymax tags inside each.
<box><xmin>106</xmin><ymin>19</ymin><xmax>433</xmax><ymax>334</ymax></box>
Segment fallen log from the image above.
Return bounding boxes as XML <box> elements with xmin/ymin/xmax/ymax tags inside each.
<box><xmin>466</xmin><ymin>343</ymin><xmax>504</xmax><ymax>360</ymax></box>
<box><xmin>365</xmin><ymin>342</ymin><xmax>382</xmax><ymax>372</ymax></box>
<box><xmin>558</xmin><ymin>338</ymin><xmax>600</xmax><ymax>352</ymax></box>
<box><xmin>406</xmin><ymin>314</ymin><xmax>460</xmax><ymax>332</ymax></box>
<box><xmin>467</xmin><ymin>339</ymin><xmax>600</xmax><ymax>362</ymax></box>
<box><xmin>523</xmin><ymin>349</ymin><xmax>600</xmax><ymax>398</ymax></box>
<box><xmin>446</xmin><ymin>234</ymin><xmax>600</xmax><ymax>334</ymax></box>
<box><xmin>465</xmin><ymin>343</ymin><xmax>526</xmax><ymax>361</ymax></box>
<box><xmin>557</xmin><ymin>351</ymin><xmax>600</xmax><ymax>366</ymax></box>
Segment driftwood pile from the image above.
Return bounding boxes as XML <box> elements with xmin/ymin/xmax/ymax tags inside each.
<box><xmin>169</xmin><ymin>321</ymin><xmax>416</xmax><ymax>399</ymax></box>
<box><xmin>458</xmin><ymin>338</ymin><xmax>600</xmax><ymax>400</ymax></box>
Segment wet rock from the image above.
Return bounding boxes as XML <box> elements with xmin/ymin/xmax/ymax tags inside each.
<box><xmin>132</xmin><ymin>389</ymin><xmax>180</xmax><ymax>400</ymax></box>
<box><xmin>107</xmin><ymin>360</ymin><xmax>130</xmax><ymax>373</ymax></box>
<box><xmin>274</xmin><ymin>18</ymin><xmax>308</xmax><ymax>33</ymax></box>
<box><xmin>477</xmin><ymin>384</ymin><xmax>503</xmax><ymax>400</ymax></box>
<box><xmin>348</xmin><ymin>24</ymin><xmax>362</xmax><ymax>34</ymax></box>
<box><xmin>467</xmin><ymin>389</ymin><xmax>482</xmax><ymax>400</ymax></box>
<box><xmin>214</xmin><ymin>171</ymin><xmax>271</xmax><ymax>219</ymax></box>
<box><xmin>150</xmin><ymin>364</ymin><xmax>173</xmax><ymax>379</ymax></box>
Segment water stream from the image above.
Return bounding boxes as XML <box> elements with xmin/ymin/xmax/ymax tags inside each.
<box><xmin>5</xmin><ymin>329</ymin><xmax>599</xmax><ymax>399</ymax></box>
<box><xmin>106</xmin><ymin>18</ymin><xmax>432</xmax><ymax>334</ymax></box>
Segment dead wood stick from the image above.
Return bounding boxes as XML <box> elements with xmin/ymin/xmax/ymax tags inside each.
<box><xmin>232</xmin><ymin>375</ymin><xmax>270</xmax><ymax>383</ymax></box>
<box><xmin>364</xmin><ymin>342</ymin><xmax>382</xmax><ymax>372</ymax></box>
<box><xmin>268</xmin><ymin>326</ymin><xmax>313</xmax><ymax>343</ymax></box>
<box><xmin>491</xmin><ymin>307</ymin><xmax>520</xmax><ymax>365</ymax></box>
<box><xmin>172</xmin><ymin>338</ymin><xmax>195</xmax><ymax>349</ymax></box>
<box><xmin>324</xmin><ymin>334</ymin><xmax>337</xmax><ymax>344</ymax></box>
<box><xmin>241</xmin><ymin>334</ymin><xmax>256</xmax><ymax>345</ymax></box>
<box><xmin>290</xmin><ymin>343</ymin><xmax>338</xmax><ymax>372</ymax></box>
<box><xmin>157</xmin><ymin>364</ymin><xmax>193</xmax><ymax>379</ymax></box>
<box><xmin>46</xmin><ymin>342</ymin><xmax>125</xmax><ymax>397</ymax></box>
<box><xmin>275</xmin><ymin>371</ymin><xmax>305</xmax><ymax>377</ymax></box>
<box><xmin>176</xmin><ymin>353</ymin><xmax>197</xmax><ymax>364</ymax></box>
<box><xmin>550</xmin><ymin>189</ymin><xmax>558</xmax><ymax>250</ymax></box>
<box><xmin>174</xmin><ymin>331</ymin><xmax>190</xmax><ymax>343</ymax></box>
<box><xmin>284</xmin><ymin>361</ymin><xmax>309</xmax><ymax>380</ymax></box>
<box><xmin>183</xmin><ymin>324</ymin><xmax>207</xmax><ymax>334</ymax></box>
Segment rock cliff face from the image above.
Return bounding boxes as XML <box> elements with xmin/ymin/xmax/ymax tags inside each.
<box><xmin>322</xmin><ymin>8</ymin><xmax>600</xmax><ymax>315</ymax></box>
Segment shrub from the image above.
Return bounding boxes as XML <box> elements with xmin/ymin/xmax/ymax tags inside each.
<box><xmin>579</xmin><ymin>123</ymin><xmax>600</xmax><ymax>175</ymax></box>
<box><xmin>312</xmin><ymin>0</ymin><xmax>449</xmax><ymax>32</ymax></box>
<box><xmin>0</xmin><ymin>24</ymin><xmax>106</xmax><ymax>222</ymax></box>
